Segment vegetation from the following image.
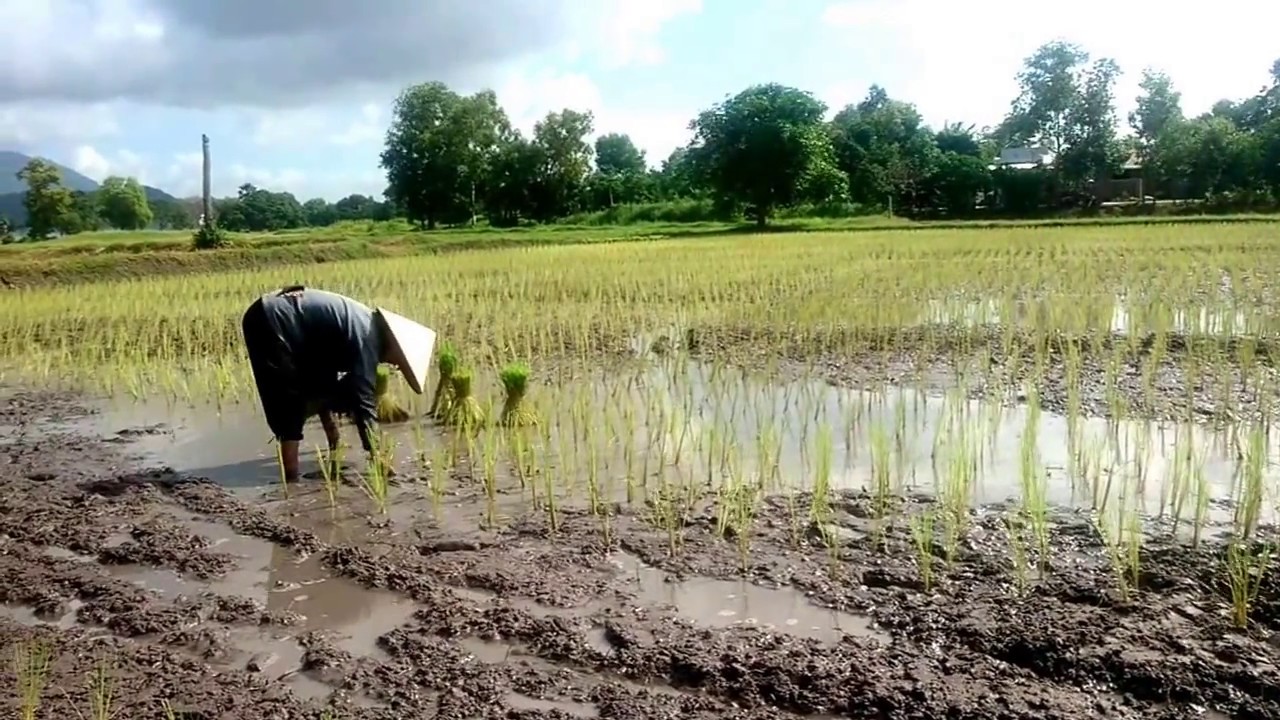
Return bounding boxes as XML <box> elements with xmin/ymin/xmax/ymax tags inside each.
<box><xmin>6</xmin><ymin>41</ymin><xmax>1280</xmax><ymax>244</ymax></box>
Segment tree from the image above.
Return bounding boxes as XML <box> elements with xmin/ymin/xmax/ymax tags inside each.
<box><xmin>380</xmin><ymin>82</ymin><xmax>511</xmax><ymax>229</ymax></box>
<box><xmin>1058</xmin><ymin>57</ymin><xmax>1123</xmax><ymax>187</ymax></box>
<box><xmin>16</xmin><ymin>158</ymin><xmax>74</xmax><ymax>240</ymax></box>
<box><xmin>0</xmin><ymin>216</ymin><xmax>12</xmax><ymax>244</ymax></box>
<box><xmin>232</xmin><ymin>184</ymin><xmax>305</xmax><ymax>231</ymax></box>
<box><xmin>935</xmin><ymin>122</ymin><xmax>983</xmax><ymax>158</ymax></box>
<box><xmin>1129</xmin><ymin>69</ymin><xmax>1183</xmax><ymax>151</ymax></box>
<box><xmin>830</xmin><ymin>86</ymin><xmax>941</xmax><ymax>212</ymax></box>
<box><xmin>595</xmin><ymin>134</ymin><xmax>647</xmax><ymax>176</ymax></box>
<box><xmin>924</xmin><ymin>152</ymin><xmax>992</xmax><ymax>215</ymax></box>
<box><xmin>484</xmin><ymin>133</ymin><xmax>542</xmax><ymax>227</ymax></box>
<box><xmin>151</xmin><ymin>199</ymin><xmax>195</xmax><ymax>230</ymax></box>
<box><xmin>97</xmin><ymin>176</ymin><xmax>154</xmax><ymax>230</ymax></box>
<box><xmin>998</xmin><ymin>41</ymin><xmax>1090</xmax><ymax>154</ymax></box>
<box><xmin>1000</xmin><ymin>41</ymin><xmax>1123</xmax><ymax>189</ymax></box>
<box><xmin>689</xmin><ymin>83</ymin><xmax>843</xmax><ymax>226</ymax></box>
<box><xmin>302</xmin><ymin>198</ymin><xmax>337</xmax><ymax>226</ymax></box>
<box><xmin>528</xmin><ymin>109</ymin><xmax>596</xmax><ymax>220</ymax></box>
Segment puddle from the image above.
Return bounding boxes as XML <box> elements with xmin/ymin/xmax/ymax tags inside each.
<box><xmin>611</xmin><ymin>552</ymin><xmax>889</xmax><ymax>644</ymax></box>
<box><xmin>460</xmin><ymin>636</ymin><xmax>527</xmax><ymax>664</ymax></box>
<box><xmin>506</xmin><ymin>692</ymin><xmax>599</xmax><ymax>718</ymax></box>
<box><xmin>48</xmin><ymin>512</ymin><xmax>418</xmax><ymax>663</ymax></box>
<box><xmin>68</xmin><ymin>396</ymin><xmax>443</xmax><ymax>494</ymax></box>
<box><xmin>0</xmin><ymin>599</ymin><xmax>86</xmax><ymax>630</ymax></box>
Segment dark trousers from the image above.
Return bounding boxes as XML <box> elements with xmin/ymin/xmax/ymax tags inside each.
<box><xmin>241</xmin><ymin>298</ymin><xmax>306</xmax><ymax>442</ymax></box>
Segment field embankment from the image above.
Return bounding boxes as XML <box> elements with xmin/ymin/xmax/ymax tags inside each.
<box><xmin>2</xmin><ymin>212</ymin><xmax>1279</xmax><ymax>288</ymax></box>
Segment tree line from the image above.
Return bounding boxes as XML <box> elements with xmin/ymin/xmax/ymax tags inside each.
<box><xmin>3</xmin><ymin>160</ymin><xmax>394</xmax><ymax>241</ymax></box>
<box><xmin>378</xmin><ymin>40</ymin><xmax>1280</xmax><ymax>228</ymax></box>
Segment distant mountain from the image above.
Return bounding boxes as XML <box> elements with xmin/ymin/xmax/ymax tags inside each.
<box><xmin>0</xmin><ymin>150</ymin><xmax>179</xmax><ymax>228</ymax></box>
<box><xmin>0</xmin><ymin>151</ymin><xmax>100</xmax><ymax>195</ymax></box>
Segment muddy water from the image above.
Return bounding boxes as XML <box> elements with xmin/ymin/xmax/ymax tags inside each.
<box><xmin>68</xmin><ymin>396</ymin><xmax>449</xmax><ymax>493</ymax></box>
<box><xmin>36</xmin><ymin>512</ymin><xmax>418</xmax><ymax>691</ymax></box>
<box><xmin>611</xmin><ymin>552</ymin><xmax>889</xmax><ymax>643</ymax></box>
<box><xmin>77</xmin><ymin>354</ymin><xmax>1271</xmax><ymax>529</ymax></box>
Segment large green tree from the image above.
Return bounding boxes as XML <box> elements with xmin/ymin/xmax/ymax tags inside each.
<box><xmin>381</xmin><ymin>83</ymin><xmax>512</xmax><ymax>228</ymax></box>
<box><xmin>830</xmin><ymin>85</ymin><xmax>942</xmax><ymax>212</ymax></box>
<box><xmin>999</xmin><ymin>41</ymin><xmax>1123</xmax><ymax>188</ymax></box>
<box><xmin>97</xmin><ymin>176</ymin><xmax>153</xmax><ymax>230</ymax></box>
<box><xmin>689</xmin><ymin>83</ymin><xmax>844</xmax><ymax>226</ymax></box>
<box><xmin>16</xmin><ymin>158</ymin><xmax>74</xmax><ymax>240</ymax></box>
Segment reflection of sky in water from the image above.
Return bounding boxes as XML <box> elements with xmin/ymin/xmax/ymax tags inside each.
<box><xmin>914</xmin><ymin>295</ymin><xmax>1259</xmax><ymax>336</ymax></box>
<box><xmin>71</xmin><ymin>352</ymin><xmax>1274</xmax><ymax>526</ymax></box>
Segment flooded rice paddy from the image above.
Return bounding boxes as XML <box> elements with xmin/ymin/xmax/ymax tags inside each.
<box><xmin>2</xmin><ymin>338</ymin><xmax>1280</xmax><ymax>718</ymax></box>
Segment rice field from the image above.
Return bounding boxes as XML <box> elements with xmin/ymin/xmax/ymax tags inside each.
<box><xmin>1</xmin><ymin>224</ymin><xmax>1279</xmax><ymax>719</ymax></box>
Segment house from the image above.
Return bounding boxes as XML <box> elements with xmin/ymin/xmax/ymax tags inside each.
<box><xmin>990</xmin><ymin>146</ymin><xmax>1055</xmax><ymax>170</ymax></box>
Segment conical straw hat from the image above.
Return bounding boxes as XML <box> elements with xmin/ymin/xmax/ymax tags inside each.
<box><xmin>374</xmin><ymin>307</ymin><xmax>437</xmax><ymax>395</ymax></box>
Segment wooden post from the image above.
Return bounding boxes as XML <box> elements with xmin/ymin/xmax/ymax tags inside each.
<box><xmin>201</xmin><ymin>134</ymin><xmax>212</xmax><ymax>226</ymax></box>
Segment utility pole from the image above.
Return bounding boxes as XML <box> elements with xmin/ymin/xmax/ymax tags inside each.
<box><xmin>201</xmin><ymin>134</ymin><xmax>212</xmax><ymax>226</ymax></box>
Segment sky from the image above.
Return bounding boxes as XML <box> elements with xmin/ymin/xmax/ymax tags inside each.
<box><xmin>1</xmin><ymin>0</ymin><xmax>1276</xmax><ymax>201</ymax></box>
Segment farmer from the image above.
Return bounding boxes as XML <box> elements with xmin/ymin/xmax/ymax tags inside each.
<box><xmin>240</xmin><ymin>285</ymin><xmax>436</xmax><ymax>481</ymax></box>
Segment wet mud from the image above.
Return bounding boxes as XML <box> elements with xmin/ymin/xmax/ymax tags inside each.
<box><xmin>0</xmin><ymin>388</ymin><xmax>1277</xmax><ymax>719</ymax></box>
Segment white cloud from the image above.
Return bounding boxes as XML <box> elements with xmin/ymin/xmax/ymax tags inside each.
<box><xmin>71</xmin><ymin>146</ymin><xmax>110</xmax><ymax>180</ymax></box>
<box><xmin>71</xmin><ymin>145</ymin><xmax>150</xmax><ymax>184</ymax></box>
<box><xmin>0</xmin><ymin>102</ymin><xmax>120</xmax><ymax>147</ymax></box>
<box><xmin>250</xmin><ymin>109</ymin><xmax>334</xmax><ymax>148</ymax></box>
<box><xmin>586</xmin><ymin>0</ymin><xmax>704</xmax><ymax>69</ymax></box>
<box><xmin>819</xmin><ymin>0</ymin><xmax>1280</xmax><ymax>129</ymax></box>
<box><xmin>328</xmin><ymin>104</ymin><xmax>384</xmax><ymax>146</ymax></box>
<box><xmin>493</xmin><ymin>68</ymin><xmax>695</xmax><ymax>167</ymax></box>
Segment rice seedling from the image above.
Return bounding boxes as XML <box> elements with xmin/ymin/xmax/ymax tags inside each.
<box><xmin>429</xmin><ymin>342</ymin><xmax>459</xmax><ymax>419</ymax></box>
<box><xmin>70</xmin><ymin>661</ymin><xmax>116</xmax><ymax>720</ymax></box>
<box><xmin>498</xmin><ymin>362</ymin><xmax>538</xmax><ymax>426</ymax></box>
<box><xmin>909</xmin><ymin>507</ymin><xmax>937</xmax><ymax>591</ymax></box>
<box><xmin>1225</xmin><ymin>539</ymin><xmax>1273</xmax><ymax>628</ymax></box>
<box><xmin>274</xmin><ymin>441</ymin><xmax>290</xmax><ymax>498</ymax></box>
<box><xmin>360</xmin><ymin>432</ymin><xmax>394</xmax><ymax>515</ymax></box>
<box><xmin>427</xmin><ymin>445</ymin><xmax>449</xmax><ymax>521</ymax></box>
<box><xmin>1005</xmin><ymin>515</ymin><xmax>1030</xmax><ymax>598</ymax></box>
<box><xmin>443</xmin><ymin>367</ymin><xmax>485</xmax><ymax>430</ymax></box>
<box><xmin>374</xmin><ymin>364</ymin><xmax>410</xmax><ymax>424</ymax></box>
<box><xmin>316</xmin><ymin>443</ymin><xmax>342</xmax><ymax>508</ymax></box>
<box><xmin>13</xmin><ymin>640</ymin><xmax>52</xmax><ymax>720</ymax></box>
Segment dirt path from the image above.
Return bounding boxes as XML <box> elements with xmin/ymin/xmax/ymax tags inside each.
<box><xmin>0</xmin><ymin>388</ymin><xmax>1275</xmax><ymax>719</ymax></box>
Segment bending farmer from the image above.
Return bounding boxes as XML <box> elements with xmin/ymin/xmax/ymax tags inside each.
<box><xmin>240</xmin><ymin>286</ymin><xmax>437</xmax><ymax>481</ymax></box>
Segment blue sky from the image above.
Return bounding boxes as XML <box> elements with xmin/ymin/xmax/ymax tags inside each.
<box><xmin>1</xmin><ymin>0</ymin><xmax>1276</xmax><ymax>201</ymax></box>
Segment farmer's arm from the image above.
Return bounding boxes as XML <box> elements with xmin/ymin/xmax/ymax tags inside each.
<box><xmin>348</xmin><ymin>339</ymin><xmax>381</xmax><ymax>454</ymax></box>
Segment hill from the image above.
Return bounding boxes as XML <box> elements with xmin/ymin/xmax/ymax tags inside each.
<box><xmin>0</xmin><ymin>151</ymin><xmax>179</xmax><ymax>228</ymax></box>
<box><xmin>0</xmin><ymin>151</ymin><xmax>100</xmax><ymax>194</ymax></box>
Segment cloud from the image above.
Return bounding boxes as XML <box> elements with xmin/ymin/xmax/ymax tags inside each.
<box><xmin>493</xmin><ymin>68</ymin><xmax>696</xmax><ymax>168</ymax></box>
<box><xmin>819</xmin><ymin>0</ymin><xmax>1280</xmax><ymax>128</ymax></box>
<box><xmin>71</xmin><ymin>145</ymin><xmax>150</xmax><ymax>184</ymax></box>
<box><xmin>328</xmin><ymin>104</ymin><xmax>384</xmax><ymax>147</ymax></box>
<box><xmin>0</xmin><ymin>0</ymin><xmax>700</xmax><ymax>109</ymax></box>
<box><xmin>0</xmin><ymin>102</ymin><xmax>120</xmax><ymax>149</ymax></box>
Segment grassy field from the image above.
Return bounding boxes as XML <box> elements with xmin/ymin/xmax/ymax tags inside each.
<box><xmin>2</xmin><ymin>212</ymin><xmax>1279</xmax><ymax>288</ymax></box>
<box><xmin>2</xmin><ymin>222</ymin><xmax>1280</xmax><ymax>718</ymax></box>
